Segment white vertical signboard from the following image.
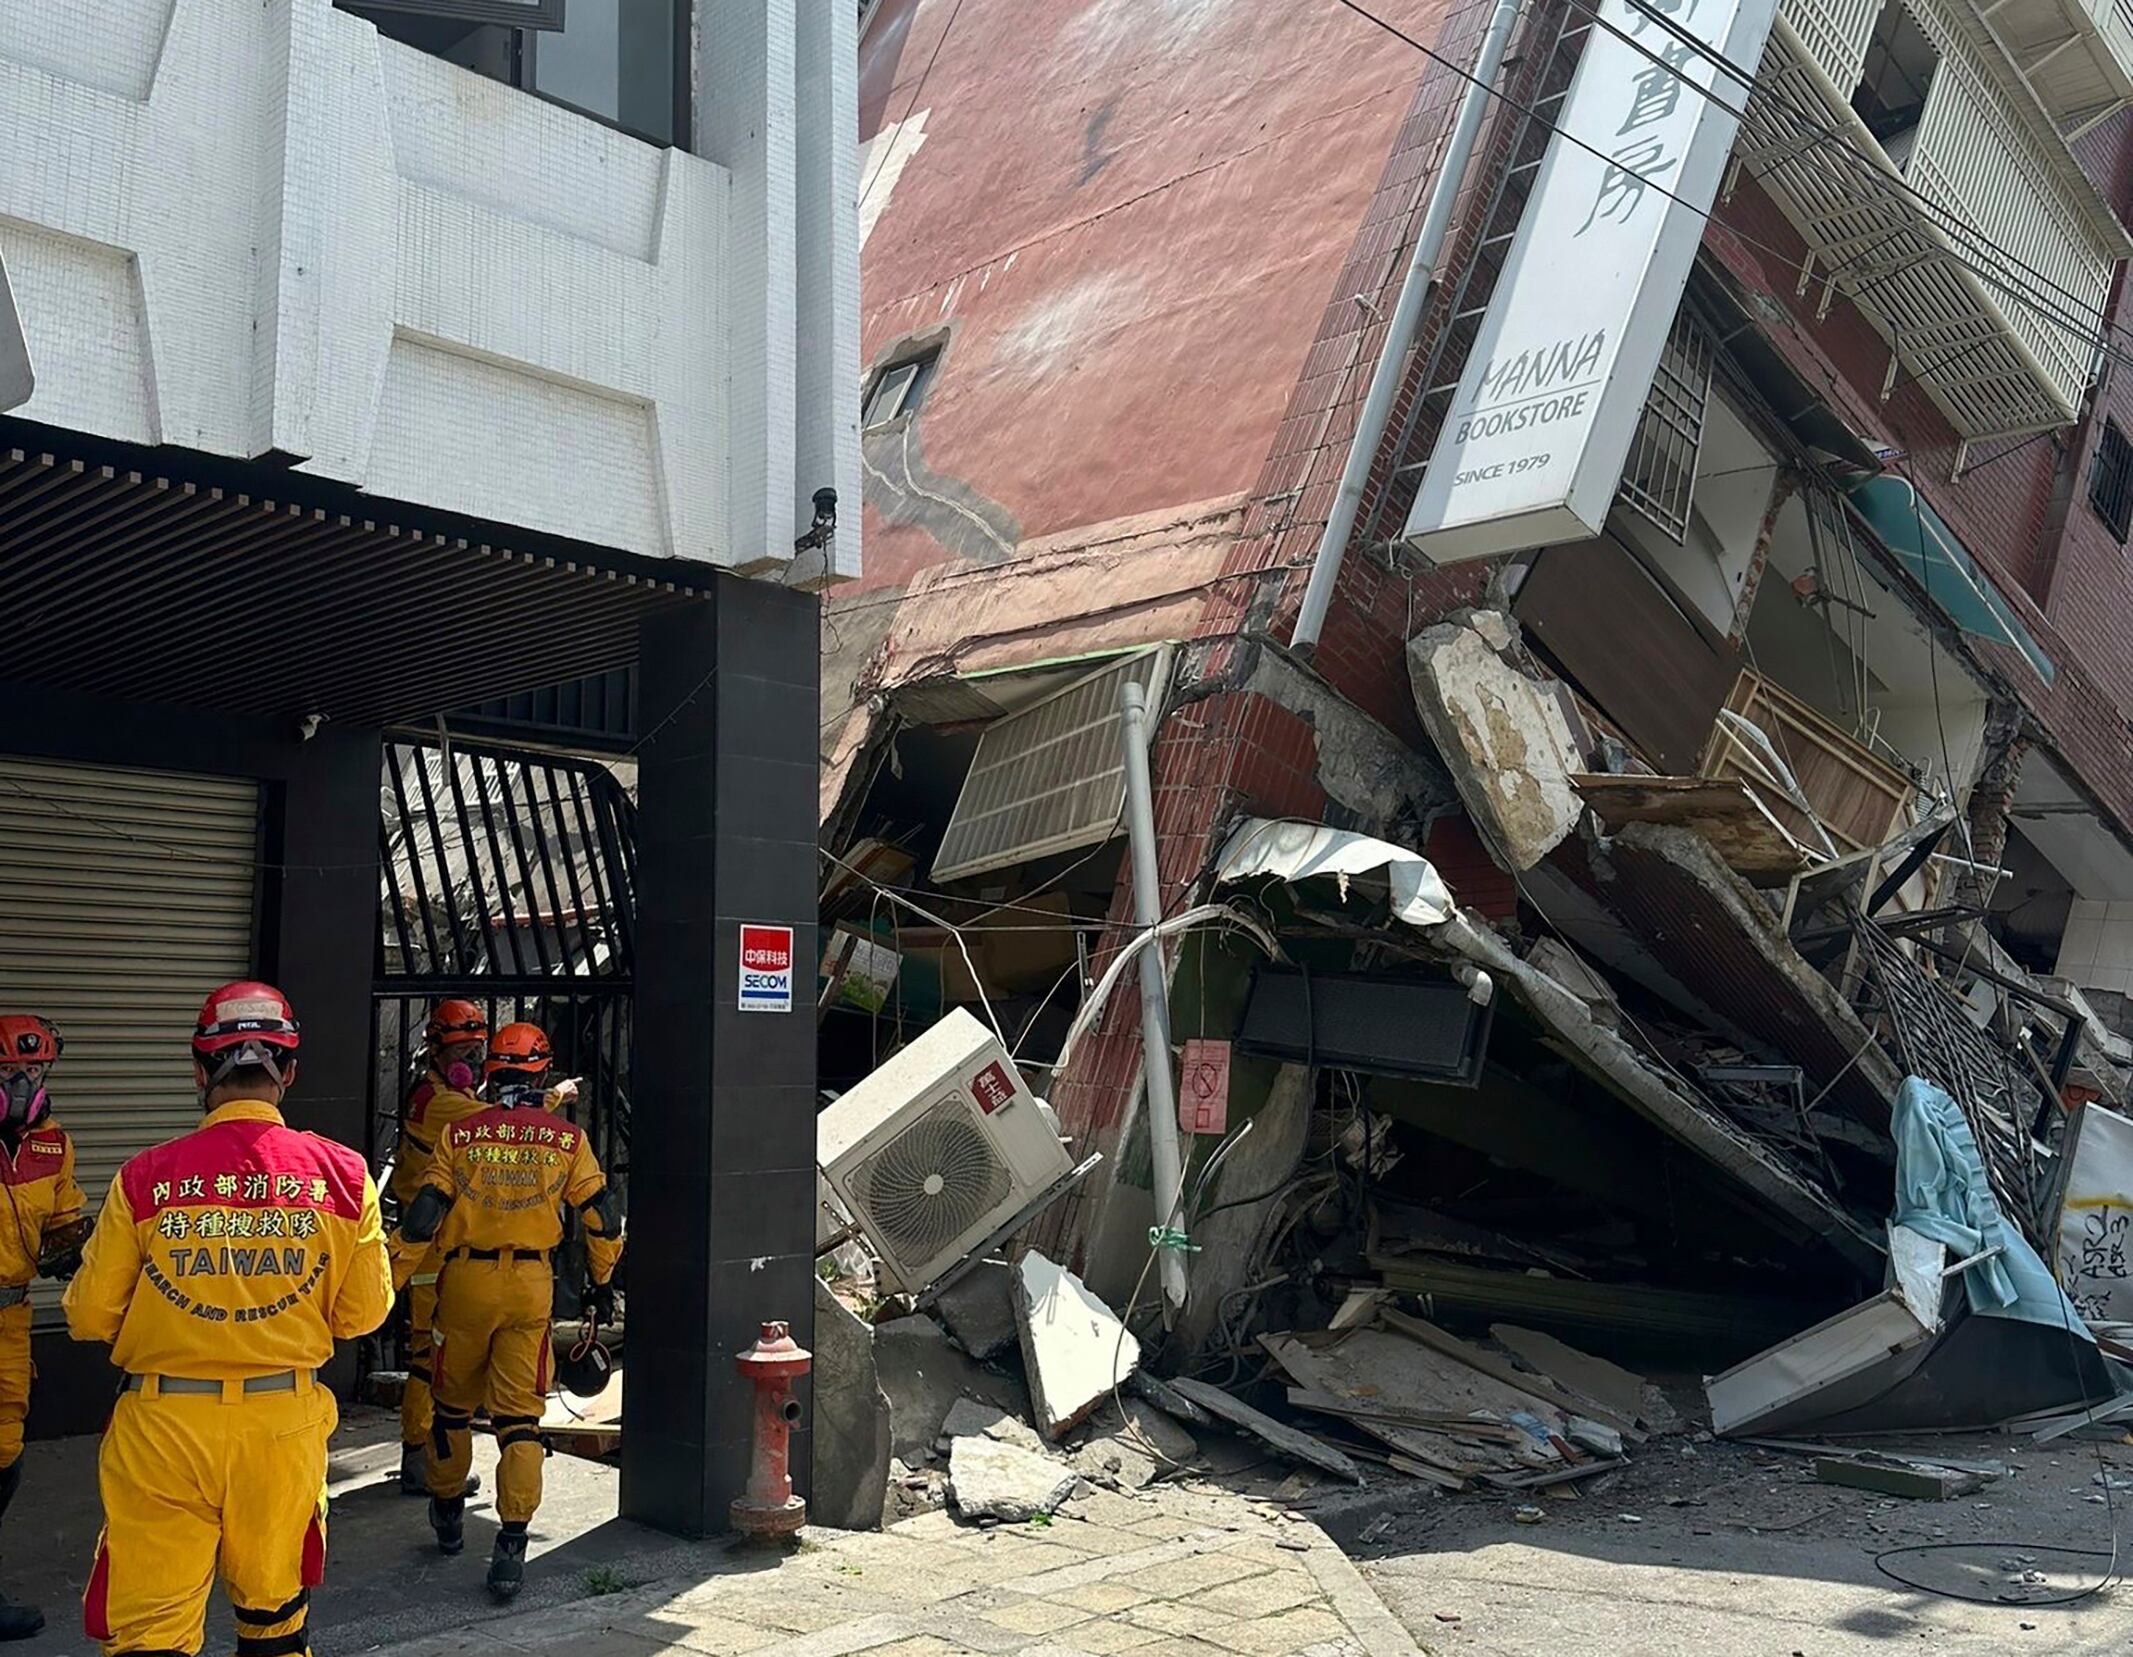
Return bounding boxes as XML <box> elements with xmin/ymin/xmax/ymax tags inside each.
<box><xmin>1403</xmin><ymin>0</ymin><xmax>1778</xmax><ymax>563</ymax></box>
<box><xmin>2055</xmin><ymin>1102</ymin><xmax>2133</xmax><ymax>1324</ymax></box>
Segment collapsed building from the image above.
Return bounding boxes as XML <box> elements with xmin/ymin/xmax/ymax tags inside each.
<box><xmin>826</xmin><ymin>0</ymin><xmax>2133</xmax><ymax>1444</ymax></box>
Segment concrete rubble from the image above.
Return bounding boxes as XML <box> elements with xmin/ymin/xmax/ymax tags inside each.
<box><xmin>944</xmin><ymin>1429</ymin><xmax>1080</xmax><ymax>1521</ymax></box>
<box><xmin>1406</xmin><ymin>612</ymin><xmax>1585</xmax><ymax>871</ymax></box>
<box><xmin>809</xmin><ymin>1278</ymin><xmax>891</xmax><ymax>1532</ymax></box>
<box><xmin>1013</xmin><ymin>1248</ymin><xmax>1141</xmax><ymax>1440</ymax></box>
<box><xmin>873</xmin><ymin>1309</ymin><xmax>1030</xmax><ymax>1465</ymax></box>
<box><xmin>1070</xmin><ymin>1396</ymin><xmax>1200</xmax><ymax>1488</ymax></box>
<box><xmin>931</xmin><ymin>1257</ymin><xmax>1018</xmax><ymax>1359</ymax></box>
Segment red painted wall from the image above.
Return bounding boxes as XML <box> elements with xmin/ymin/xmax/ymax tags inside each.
<box><xmin>856</xmin><ymin>0</ymin><xmax>1444</xmax><ymax>594</ymax></box>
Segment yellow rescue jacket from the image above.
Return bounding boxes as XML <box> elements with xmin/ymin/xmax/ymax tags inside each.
<box><xmin>62</xmin><ymin>1100</ymin><xmax>393</xmax><ymax>1378</ymax></box>
<box><xmin>397</xmin><ymin>1104</ymin><xmax>623</xmax><ymax>1287</ymax></box>
<box><xmin>386</xmin><ymin>1070</ymin><xmax>486</xmax><ymax>1210</ymax></box>
<box><xmin>0</xmin><ymin>1118</ymin><xmax>85</xmax><ymax>1286</ymax></box>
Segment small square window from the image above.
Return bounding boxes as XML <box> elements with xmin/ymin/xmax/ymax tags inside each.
<box><xmin>863</xmin><ymin>349</ymin><xmax>939</xmax><ymax>430</ymax></box>
<box><xmin>2091</xmin><ymin>420</ymin><xmax>2133</xmax><ymax>543</ymax></box>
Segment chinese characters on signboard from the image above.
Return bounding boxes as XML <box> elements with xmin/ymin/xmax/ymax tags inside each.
<box><xmin>1403</xmin><ymin>0</ymin><xmax>1778</xmax><ymax>562</ymax></box>
<box><xmin>2056</xmin><ymin>1102</ymin><xmax>2133</xmax><ymax>1323</ymax></box>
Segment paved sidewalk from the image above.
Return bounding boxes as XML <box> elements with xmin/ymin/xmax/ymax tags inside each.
<box><xmin>382</xmin><ymin>1483</ymin><xmax>1421</xmax><ymax>1657</ymax></box>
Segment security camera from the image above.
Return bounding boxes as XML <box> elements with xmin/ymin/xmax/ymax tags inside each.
<box><xmin>794</xmin><ymin>487</ymin><xmax>838</xmax><ymax>554</ymax></box>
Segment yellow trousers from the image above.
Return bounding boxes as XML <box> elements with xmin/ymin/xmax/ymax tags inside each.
<box><xmin>85</xmin><ymin>1381</ymin><xmax>333</xmax><ymax>1656</ymax></box>
<box><xmin>399</xmin><ymin>1272</ymin><xmax>439</xmax><ymax>1448</ymax></box>
<box><xmin>428</xmin><ymin>1259</ymin><xmax>550</xmax><ymax>1525</ymax></box>
<box><xmin>0</xmin><ymin>1302</ymin><xmax>32</xmax><ymax>1470</ymax></box>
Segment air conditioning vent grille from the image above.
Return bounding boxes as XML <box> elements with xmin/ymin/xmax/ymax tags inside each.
<box><xmin>849</xmin><ymin>1097</ymin><xmax>1014</xmax><ymax>1264</ymax></box>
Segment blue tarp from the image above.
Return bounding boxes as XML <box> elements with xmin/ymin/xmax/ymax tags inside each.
<box><xmin>1843</xmin><ymin>474</ymin><xmax>2055</xmax><ymax>685</ymax></box>
<box><xmin>1891</xmin><ymin>1075</ymin><xmax>2092</xmax><ymax>1338</ymax></box>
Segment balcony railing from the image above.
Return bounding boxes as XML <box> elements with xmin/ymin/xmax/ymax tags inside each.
<box><xmin>1739</xmin><ymin>0</ymin><xmax>2128</xmax><ymax>442</ymax></box>
<box><xmin>1974</xmin><ymin>0</ymin><xmax>2133</xmax><ymax>139</ymax></box>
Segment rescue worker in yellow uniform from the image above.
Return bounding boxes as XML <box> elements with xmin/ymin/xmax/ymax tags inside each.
<box><xmin>0</xmin><ymin>1016</ymin><xmax>89</xmax><ymax>1641</ymax></box>
<box><xmin>64</xmin><ymin>982</ymin><xmax>393</xmax><ymax>1657</ymax></box>
<box><xmin>394</xmin><ymin>1022</ymin><xmax>622</xmax><ymax>1602</ymax></box>
<box><xmin>387</xmin><ymin>1000</ymin><xmax>490</xmax><ymax>1494</ymax></box>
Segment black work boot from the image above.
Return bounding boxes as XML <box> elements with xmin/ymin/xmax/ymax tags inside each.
<box><xmin>0</xmin><ymin>1466</ymin><xmax>43</xmax><ymax>1640</ymax></box>
<box><xmin>486</xmin><ymin>1523</ymin><xmax>529</xmax><ymax>1602</ymax></box>
<box><xmin>0</xmin><ymin>1596</ymin><xmax>41</xmax><ymax>1642</ymax></box>
<box><xmin>429</xmin><ymin>1494</ymin><xmax>466</xmax><ymax>1557</ymax></box>
<box><xmin>403</xmin><ymin>1444</ymin><xmax>480</xmax><ymax>1498</ymax></box>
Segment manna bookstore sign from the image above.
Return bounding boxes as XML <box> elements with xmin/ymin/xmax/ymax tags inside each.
<box><xmin>1404</xmin><ymin>0</ymin><xmax>1778</xmax><ymax>562</ymax></box>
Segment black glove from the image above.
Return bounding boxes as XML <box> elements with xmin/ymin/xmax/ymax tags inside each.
<box><xmin>586</xmin><ymin>1280</ymin><xmax>618</xmax><ymax>1326</ymax></box>
<box><xmin>38</xmin><ymin>1220</ymin><xmax>87</xmax><ymax>1281</ymax></box>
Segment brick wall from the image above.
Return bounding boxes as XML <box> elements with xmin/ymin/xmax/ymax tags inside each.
<box><xmin>1035</xmin><ymin>0</ymin><xmax>1567</xmax><ymax>1262</ymax></box>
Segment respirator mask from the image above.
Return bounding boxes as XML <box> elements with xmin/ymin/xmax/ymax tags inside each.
<box><xmin>0</xmin><ymin>1068</ymin><xmax>48</xmax><ymax>1131</ymax></box>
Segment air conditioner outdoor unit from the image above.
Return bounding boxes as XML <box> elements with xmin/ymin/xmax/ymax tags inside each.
<box><xmin>818</xmin><ymin>1009</ymin><xmax>1074</xmax><ymax>1293</ymax></box>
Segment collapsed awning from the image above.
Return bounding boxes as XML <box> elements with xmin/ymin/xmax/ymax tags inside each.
<box><xmin>1214</xmin><ymin>818</ymin><xmax>1880</xmax><ymax>1271</ymax></box>
<box><xmin>1843</xmin><ymin>473</ymin><xmax>2055</xmax><ymax>685</ymax></box>
<box><xmin>1215</xmin><ymin>819</ymin><xmax>1453</xmax><ymax>928</ymax></box>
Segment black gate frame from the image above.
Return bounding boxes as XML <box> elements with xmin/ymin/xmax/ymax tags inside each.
<box><xmin>370</xmin><ymin>734</ymin><xmax>637</xmax><ymax>1355</ymax></box>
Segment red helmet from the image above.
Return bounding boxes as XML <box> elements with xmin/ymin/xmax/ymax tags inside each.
<box><xmin>0</xmin><ymin>1016</ymin><xmax>61</xmax><ymax>1068</ymax></box>
<box><xmin>424</xmin><ymin>999</ymin><xmax>488</xmax><ymax>1053</ymax></box>
<box><xmin>483</xmin><ymin>1022</ymin><xmax>552</xmax><ymax>1080</ymax></box>
<box><xmin>0</xmin><ymin>1016</ymin><xmax>60</xmax><ymax>1130</ymax></box>
<box><xmin>192</xmin><ymin>981</ymin><xmax>301</xmax><ymax>1088</ymax></box>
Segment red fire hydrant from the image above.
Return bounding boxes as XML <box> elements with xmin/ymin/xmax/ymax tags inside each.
<box><xmin>731</xmin><ymin>1320</ymin><xmax>811</xmax><ymax>1540</ymax></box>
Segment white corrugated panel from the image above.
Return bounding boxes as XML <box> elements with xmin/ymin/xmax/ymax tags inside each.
<box><xmin>0</xmin><ymin>756</ymin><xmax>259</xmax><ymax>1325</ymax></box>
<box><xmin>932</xmin><ymin>649</ymin><xmax>1171</xmax><ymax>885</ymax></box>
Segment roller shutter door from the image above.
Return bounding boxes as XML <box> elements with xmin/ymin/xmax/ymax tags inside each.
<box><xmin>0</xmin><ymin>755</ymin><xmax>260</xmax><ymax>1325</ymax></box>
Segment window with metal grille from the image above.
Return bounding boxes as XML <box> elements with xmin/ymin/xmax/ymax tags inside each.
<box><xmin>1617</xmin><ymin>310</ymin><xmax>1714</xmax><ymax>544</ymax></box>
<box><xmin>932</xmin><ymin>648</ymin><xmax>1171</xmax><ymax>884</ymax></box>
<box><xmin>864</xmin><ymin>347</ymin><xmax>940</xmax><ymax>430</ymax></box>
<box><xmin>2090</xmin><ymin>420</ymin><xmax>2133</xmax><ymax>543</ymax></box>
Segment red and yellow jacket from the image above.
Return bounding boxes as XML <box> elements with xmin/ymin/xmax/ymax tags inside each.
<box><xmin>62</xmin><ymin>1101</ymin><xmax>393</xmax><ymax>1379</ymax></box>
<box><xmin>387</xmin><ymin>1071</ymin><xmax>486</xmax><ymax>1210</ymax></box>
<box><xmin>394</xmin><ymin>1104</ymin><xmax>623</xmax><ymax>1287</ymax></box>
<box><xmin>0</xmin><ymin>1120</ymin><xmax>84</xmax><ymax>1287</ymax></box>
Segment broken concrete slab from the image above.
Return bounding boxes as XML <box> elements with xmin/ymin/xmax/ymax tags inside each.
<box><xmin>1071</xmin><ymin>1397</ymin><xmax>1200</xmax><ymax>1488</ymax></box>
<box><xmin>1407</xmin><ymin>613</ymin><xmax>1585</xmax><ymax>871</ymax></box>
<box><xmin>874</xmin><ymin>1311</ymin><xmax>1030</xmax><ymax>1464</ymax></box>
<box><xmin>938</xmin><ymin>1395</ymin><xmax>1043</xmax><ymax>1452</ymax></box>
<box><xmin>932</xmin><ymin>1258</ymin><xmax>1018</xmax><ymax>1359</ymax></box>
<box><xmin>1555</xmin><ymin>821</ymin><xmax>1901</xmax><ymax>1124</ymax></box>
<box><xmin>1165</xmin><ymin>1375</ymin><xmax>1362</xmax><ymax>1485</ymax></box>
<box><xmin>946</xmin><ymin>1432</ymin><xmax>1079</xmax><ymax>1522</ymax></box>
<box><xmin>1014</xmin><ymin>1250</ymin><xmax>1141</xmax><ymax>1440</ymax></box>
<box><xmin>810</xmin><ymin>1278</ymin><xmax>892</xmax><ymax>1531</ymax></box>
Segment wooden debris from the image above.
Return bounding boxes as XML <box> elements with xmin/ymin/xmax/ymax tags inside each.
<box><xmin>1491</xmin><ymin>1324</ymin><xmax>1649</xmax><ymax>1427</ymax></box>
<box><xmin>1813</xmin><ymin>1455</ymin><xmax>1988</xmax><ymax>1500</ymax></box>
<box><xmin>1164</xmin><ymin>1376</ymin><xmax>1363</xmax><ymax>1485</ymax></box>
<box><xmin>1262</xmin><ymin>1328</ymin><xmax>1568</xmax><ymax>1486</ymax></box>
<box><xmin>1572</xmin><ymin>773</ymin><xmax>1810</xmax><ymax>879</ymax></box>
<box><xmin>1285</xmin><ymin>1387</ymin><xmax>1519</xmax><ymax>1441</ymax></box>
<box><xmin>1380</xmin><ymin>1309</ymin><xmax>1642</xmax><ymax>1438</ymax></box>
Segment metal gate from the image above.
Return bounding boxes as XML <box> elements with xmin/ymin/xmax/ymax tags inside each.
<box><xmin>373</xmin><ymin>735</ymin><xmax>636</xmax><ymax>1186</ymax></box>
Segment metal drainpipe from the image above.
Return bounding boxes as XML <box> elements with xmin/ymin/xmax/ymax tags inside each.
<box><xmin>1291</xmin><ymin>0</ymin><xmax>1525</xmax><ymax>657</ymax></box>
<box><xmin>1117</xmin><ymin>679</ymin><xmax>1191</xmax><ymax>1313</ymax></box>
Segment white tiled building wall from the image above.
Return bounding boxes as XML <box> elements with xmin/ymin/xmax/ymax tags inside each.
<box><xmin>0</xmin><ymin>0</ymin><xmax>860</xmax><ymax>579</ymax></box>
<box><xmin>2055</xmin><ymin>899</ymin><xmax>2133</xmax><ymax>995</ymax></box>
